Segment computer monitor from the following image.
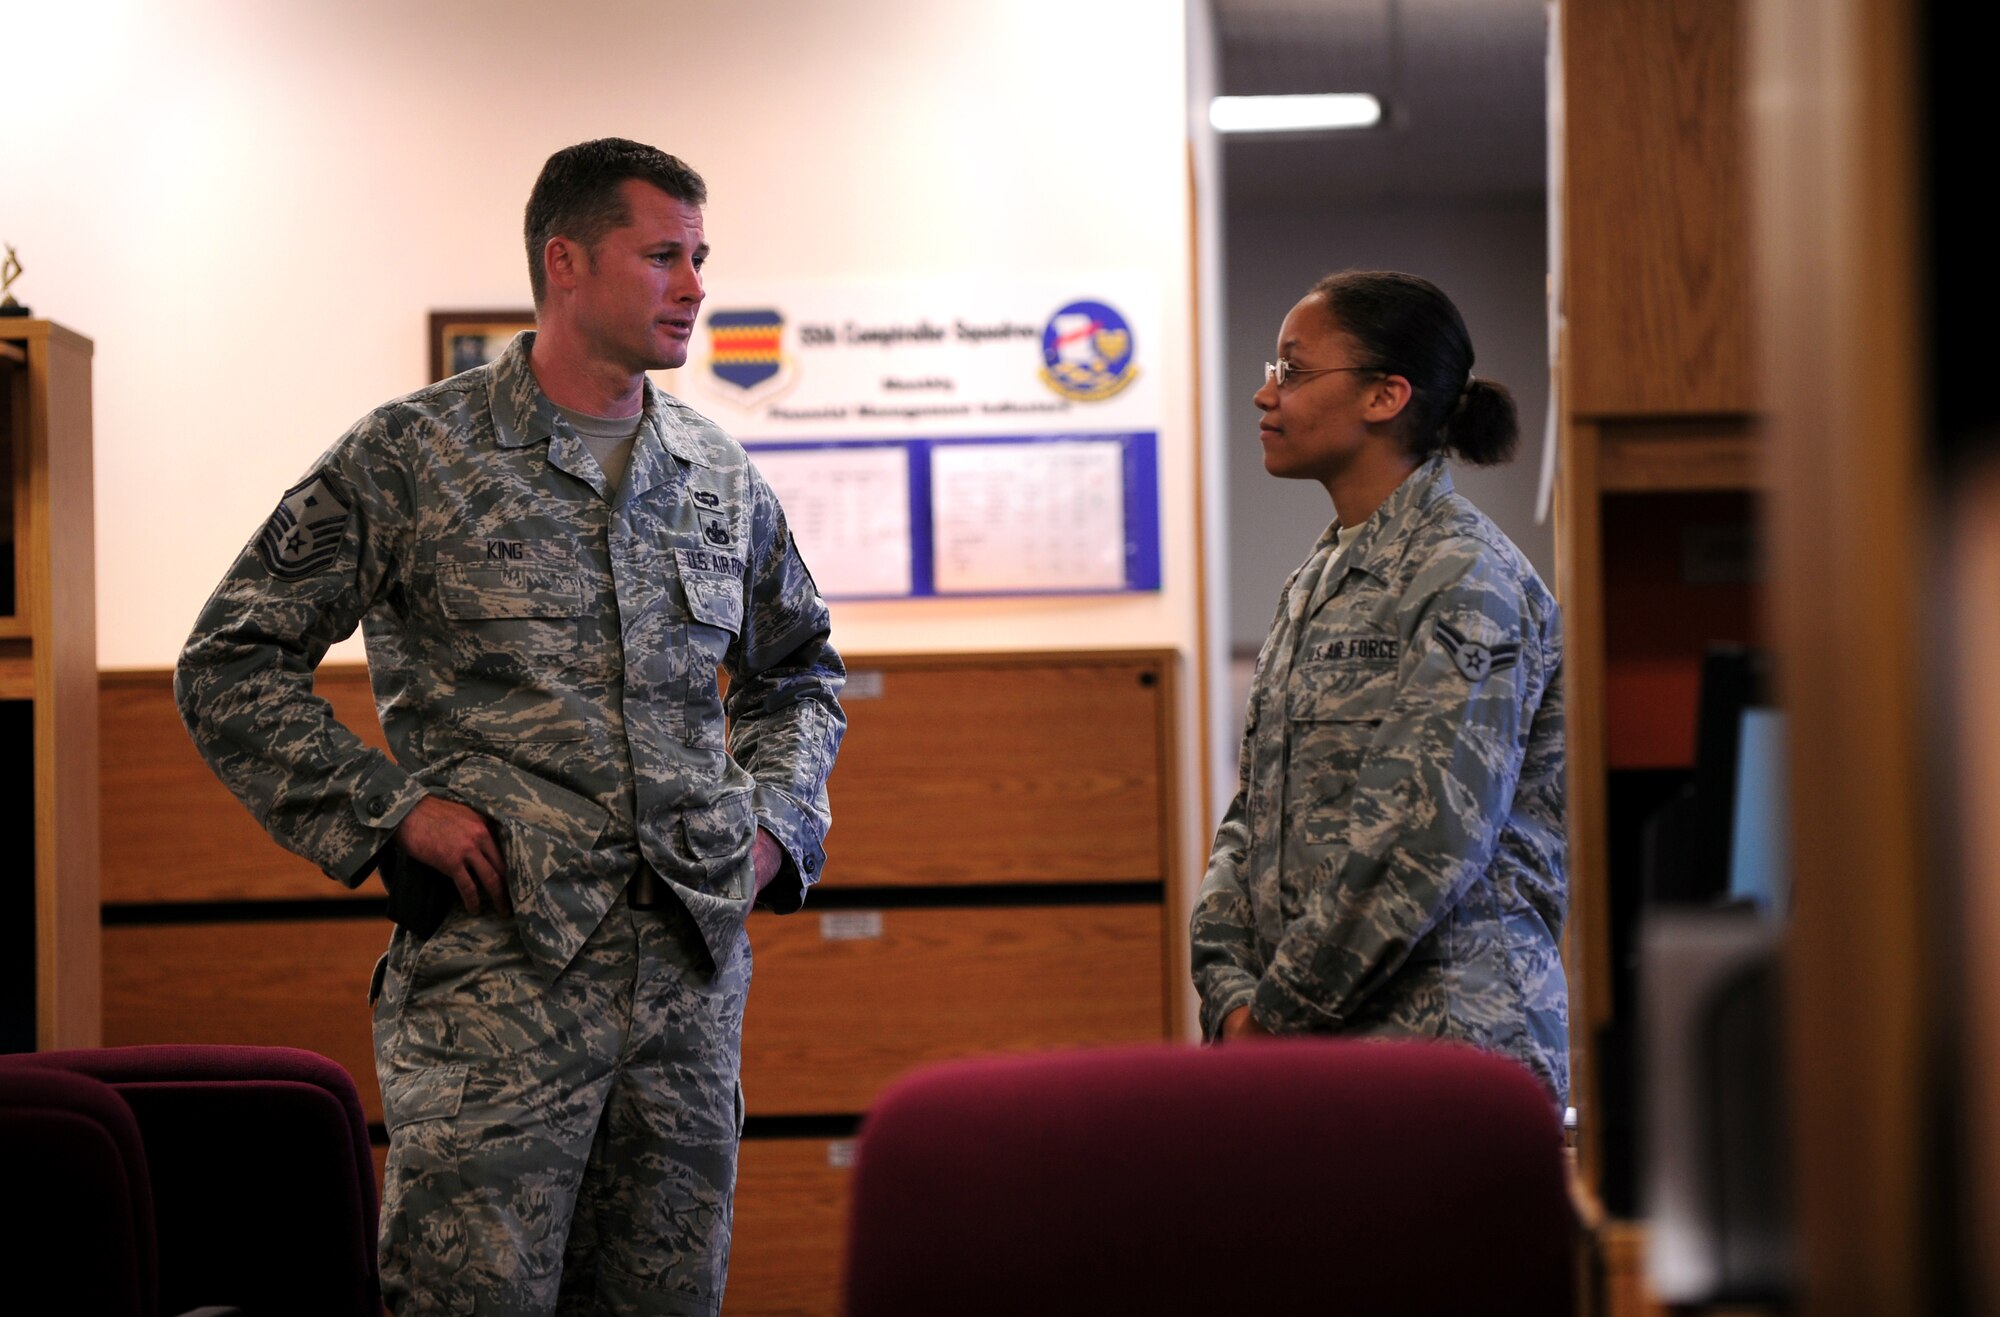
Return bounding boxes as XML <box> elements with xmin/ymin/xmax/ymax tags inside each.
<box><xmin>1638</xmin><ymin>645</ymin><xmax>1796</xmax><ymax>1299</ymax></box>
<box><xmin>1727</xmin><ymin>704</ymin><xmax>1789</xmax><ymax>912</ymax></box>
<box><xmin>1643</xmin><ymin>646</ymin><xmax>1784</xmax><ymax>912</ymax></box>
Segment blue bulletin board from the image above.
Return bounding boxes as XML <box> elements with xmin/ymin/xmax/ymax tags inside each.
<box><xmin>744</xmin><ymin>431</ymin><xmax>1160</xmax><ymax>601</ymax></box>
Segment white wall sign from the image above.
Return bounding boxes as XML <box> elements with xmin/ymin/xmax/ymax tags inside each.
<box><xmin>748</xmin><ymin>445</ymin><xmax>914</xmax><ymax>599</ymax></box>
<box><xmin>668</xmin><ymin>276</ymin><xmax>1162</xmax><ymax>441</ymax></box>
<box><xmin>931</xmin><ymin>439</ymin><xmax>1128</xmax><ymax>594</ymax></box>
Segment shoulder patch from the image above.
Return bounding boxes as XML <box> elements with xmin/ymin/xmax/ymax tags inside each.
<box><xmin>257</xmin><ymin>474</ymin><xmax>351</xmax><ymax>581</ymax></box>
<box><xmin>1434</xmin><ymin>618</ymin><xmax>1521</xmax><ymax>682</ymax></box>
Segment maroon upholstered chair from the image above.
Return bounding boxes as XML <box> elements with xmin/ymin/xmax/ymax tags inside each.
<box><xmin>0</xmin><ymin>1044</ymin><xmax>380</xmax><ymax>1317</ymax></box>
<box><xmin>843</xmin><ymin>1040</ymin><xmax>1576</xmax><ymax>1317</ymax></box>
<box><xmin>0</xmin><ymin>1062</ymin><xmax>159</xmax><ymax>1315</ymax></box>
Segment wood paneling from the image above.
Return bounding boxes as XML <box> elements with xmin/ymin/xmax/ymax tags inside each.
<box><xmin>824</xmin><ymin>655</ymin><xmax>1167</xmax><ymax>887</ymax></box>
<box><xmin>0</xmin><ymin>638</ymin><xmax>29</xmax><ymax>699</ymax></box>
<box><xmin>102</xmin><ymin>919</ymin><xmax>385</xmax><ymax>1124</ymax></box>
<box><xmin>104</xmin><ymin>653</ymin><xmax>1173</xmax><ymax>898</ymax></box>
<box><xmin>729</xmin><ymin>1137</ymin><xmax>853</xmax><ymax>1317</ymax></box>
<box><xmin>1565</xmin><ymin>0</ymin><xmax>1752</xmax><ymax>417</ymax></box>
<box><xmin>1599</xmin><ymin>418</ymin><xmax>1762</xmax><ymax>492</ymax></box>
<box><xmin>100</xmin><ymin>666</ymin><xmax>384</xmax><ymax>904</ymax></box>
<box><xmin>1752</xmin><ymin>0</ymin><xmax>1933</xmax><ymax>1307</ymax></box>
<box><xmin>1598</xmin><ymin>1222</ymin><xmax>1668</xmax><ymax>1317</ymax></box>
<box><xmin>1555</xmin><ymin>413</ymin><xmax>1611</xmax><ymax>1186</ymax></box>
<box><xmin>37</xmin><ymin>322</ymin><xmax>99</xmax><ymax>1050</ymax></box>
<box><xmin>742</xmin><ymin>903</ymin><xmax>1166</xmax><ymax>1116</ymax></box>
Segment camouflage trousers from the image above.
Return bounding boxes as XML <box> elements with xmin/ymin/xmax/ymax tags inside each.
<box><xmin>371</xmin><ymin>886</ymin><xmax>750</xmax><ymax>1316</ymax></box>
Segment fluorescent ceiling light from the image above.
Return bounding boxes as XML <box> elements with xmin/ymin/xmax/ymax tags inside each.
<box><xmin>1209</xmin><ymin>94</ymin><xmax>1383</xmax><ymax>134</ymax></box>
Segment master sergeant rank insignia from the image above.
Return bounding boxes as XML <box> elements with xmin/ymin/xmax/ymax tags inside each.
<box><xmin>257</xmin><ymin>473</ymin><xmax>350</xmax><ymax>581</ymax></box>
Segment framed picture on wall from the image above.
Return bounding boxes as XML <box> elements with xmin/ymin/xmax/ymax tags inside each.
<box><xmin>428</xmin><ymin>310</ymin><xmax>535</xmax><ymax>382</ymax></box>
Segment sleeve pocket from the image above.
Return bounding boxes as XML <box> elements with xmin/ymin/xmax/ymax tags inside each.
<box><xmin>683</xmin><ymin>789</ymin><xmax>754</xmax><ymax>862</ymax></box>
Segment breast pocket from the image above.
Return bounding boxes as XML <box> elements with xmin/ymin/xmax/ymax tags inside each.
<box><xmin>1287</xmin><ymin>657</ymin><xmax>1399</xmax><ymax>811</ymax></box>
<box><xmin>675</xmin><ymin>549</ymin><xmax>744</xmax><ymax>639</ymax></box>
<box><xmin>435</xmin><ymin>539</ymin><xmax>585</xmax><ymax>673</ymax></box>
<box><xmin>675</xmin><ymin>548</ymin><xmax>743</xmax><ymax>749</ymax></box>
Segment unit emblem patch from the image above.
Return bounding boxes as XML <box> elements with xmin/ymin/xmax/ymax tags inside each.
<box><xmin>1039</xmin><ymin>299</ymin><xmax>1139</xmax><ymax>402</ymax></box>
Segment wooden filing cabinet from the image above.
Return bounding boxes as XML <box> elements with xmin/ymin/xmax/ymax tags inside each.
<box><xmin>99</xmin><ymin>648</ymin><xmax>1183</xmax><ymax>1316</ymax></box>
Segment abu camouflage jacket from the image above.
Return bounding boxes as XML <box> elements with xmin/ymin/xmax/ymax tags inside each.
<box><xmin>1191</xmin><ymin>456</ymin><xmax>1568</xmax><ymax>1102</ymax></box>
<box><xmin>177</xmin><ymin>333</ymin><xmax>844</xmax><ymax>978</ymax></box>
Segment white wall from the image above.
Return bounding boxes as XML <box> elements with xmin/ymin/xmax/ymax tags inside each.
<box><xmin>1221</xmin><ymin>197</ymin><xmax>1552</xmax><ymax>651</ymax></box>
<box><xmin>5</xmin><ymin>0</ymin><xmax>1198</xmax><ymax>669</ymax></box>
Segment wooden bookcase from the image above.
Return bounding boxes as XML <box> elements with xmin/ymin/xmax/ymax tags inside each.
<box><xmin>1555</xmin><ymin>0</ymin><xmax>1761</xmax><ymax>1299</ymax></box>
<box><xmin>0</xmin><ymin>319</ymin><xmax>100</xmax><ymax>1054</ymax></box>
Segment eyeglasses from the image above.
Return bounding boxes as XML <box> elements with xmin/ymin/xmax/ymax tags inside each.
<box><xmin>1262</xmin><ymin>358</ymin><xmax>1381</xmax><ymax>388</ymax></box>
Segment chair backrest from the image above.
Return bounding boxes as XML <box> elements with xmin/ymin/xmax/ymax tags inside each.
<box><xmin>0</xmin><ymin>1062</ymin><xmax>158</xmax><ymax>1316</ymax></box>
<box><xmin>10</xmin><ymin>1044</ymin><xmax>380</xmax><ymax>1317</ymax></box>
<box><xmin>843</xmin><ymin>1039</ymin><xmax>1576</xmax><ymax>1317</ymax></box>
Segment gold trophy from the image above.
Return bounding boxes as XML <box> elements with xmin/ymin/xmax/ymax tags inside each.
<box><xmin>0</xmin><ymin>244</ymin><xmax>27</xmax><ymax>317</ymax></box>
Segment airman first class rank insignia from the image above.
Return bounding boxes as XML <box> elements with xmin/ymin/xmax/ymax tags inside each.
<box><xmin>1435</xmin><ymin>618</ymin><xmax>1520</xmax><ymax>682</ymax></box>
<box><xmin>257</xmin><ymin>474</ymin><xmax>350</xmax><ymax>581</ymax></box>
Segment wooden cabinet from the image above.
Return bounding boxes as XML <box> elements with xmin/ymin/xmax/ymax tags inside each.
<box><xmin>741</xmin><ymin>903</ymin><xmax>1166</xmax><ymax>1116</ymax></box>
<box><xmin>1564</xmin><ymin>1</ymin><xmax>1753</xmax><ymax>419</ymax></box>
<box><xmin>0</xmin><ymin>319</ymin><xmax>99</xmax><ymax>1052</ymax></box>
<box><xmin>731</xmin><ymin>1137</ymin><xmax>856</xmax><ymax>1316</ymax></box>
<box><xmin>98</xmin><ymin>648</ymin><xmax>1181</xmax><ymax>1315</ymax></box>
<box><xmin>1557</xmin><ymin>0</ymin><xmax>1761</xmax><ymax>1285</ymax></box>
<box><xmin>98</xmin><ymin>667</ymin><xmax>385</xmax><ymax>904</ymax></box>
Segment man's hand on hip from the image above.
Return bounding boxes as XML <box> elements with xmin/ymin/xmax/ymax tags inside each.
<box><xmin>1221</xmin><ymin>1005</ymin><xmax>1274</xmax><ymax>1042</ymax></box>
<box><xmin>396</xmin><ymin>794</ymin><xmax>511</xmax><ymax>917</ymax></box>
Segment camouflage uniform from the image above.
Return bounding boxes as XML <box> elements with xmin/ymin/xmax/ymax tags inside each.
<box><xmin>176</xmin><ymin>332</ymin><xmax>845</xmax><ymax>1315</ymax></box>
<box><xmin>1191</xmin><ymin>456</ymin><xmax>1568</xmax><ymax>1103</ymax></box>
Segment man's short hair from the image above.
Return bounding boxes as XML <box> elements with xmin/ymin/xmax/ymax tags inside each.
<box><xmin>524</xmin><ymin>138</ymin><xmax>706</xmax><ymax>306</ymax></box>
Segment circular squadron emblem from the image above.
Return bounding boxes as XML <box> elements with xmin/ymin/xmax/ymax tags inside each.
<box><xmin>1039</xmin><ymin>299</ymin><xmax>1138</xmax><ymax>402</ymax></box>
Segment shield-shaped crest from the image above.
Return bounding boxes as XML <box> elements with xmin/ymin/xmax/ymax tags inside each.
<box><xmin>708</xmin><ymin>309</ymin><xmax>786</xmax><ymax>392</ymax></box>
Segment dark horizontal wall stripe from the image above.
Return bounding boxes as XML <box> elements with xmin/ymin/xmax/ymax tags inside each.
<box><xmin>807</xmin><ymin>882</ymin><xmax>1164</xmax><ymax>909</ymax></box>
<box><xmin>741</xmin><ymin>1114</ymin><xmax>865</xmax><ymax>1140</ymax></box>
<box><xmin>104</xmin><ymin>882</ymin><xmax>1165</xmax><ymax>926</ymax></box>
<box><xmin>103</xmin><ymin>898</ymin><xmax>391</xmax><ymax>926</ymax></box>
